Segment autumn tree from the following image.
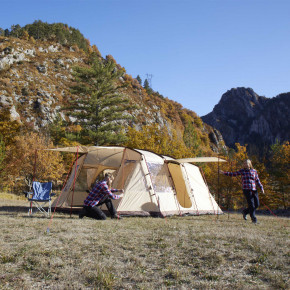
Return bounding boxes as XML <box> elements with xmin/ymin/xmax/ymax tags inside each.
<box><xmin>125</xmin><ymin>124</ymin><xmax>192</xmax><ymax>158</ymax></box>
<box><xmin>4</xmin><ymin>132</ymin><xmax>65</xmax><ymax>192</ymax></box>
<box><xmin>269</xmin><ymin>141</ymin><xmax>289</xmax><ymax>209</ymax></box>
<box><xmin>0</xmin><ymin>109</ymin><xmax>21</xmax><ymax>146</ymax></box>
<box><xmin>205</xmin><ymin>143</ymin><xmax>249</xmax><ymax>210</ymax></box>
<box><xmin>67</xmin><ymin>57</ymin><xmax>132</xmax><ymax>145</ymax></box>
<box><xmin>0</xmin><ymin>135</ymin><xmax>5</xmax><ymax>180</ymax></box>
<box><xmin>183</xmin><ymin>121</ymin><xmax>202</xmax><ymax>156</ymax></box>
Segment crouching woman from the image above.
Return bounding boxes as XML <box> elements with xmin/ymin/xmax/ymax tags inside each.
<box><xmin>79</xmin><ymin>173</ymin><xmax>124</xmax><ymax>220</ymax></box>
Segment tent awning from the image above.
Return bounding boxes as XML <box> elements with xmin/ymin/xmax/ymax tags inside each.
<box><xmin>45</xmin><ymin>146</ymin><xmax>89</xmax><ymax>153</ymax></box>
<box><xmin>175</xmin><ymin>157</ymin><xmax>227</xmax><ymax>163</ymax></box>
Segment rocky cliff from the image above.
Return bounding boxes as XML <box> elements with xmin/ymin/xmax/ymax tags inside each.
<box><xmin>202</xmin><ymin>87</ymin><xmax>290</xmax><ymax>154</ymax></box>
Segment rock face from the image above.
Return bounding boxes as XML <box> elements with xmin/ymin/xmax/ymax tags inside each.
<box><xmin>0</xmin><ymin>36</ymin><xmax>226</xmax><ymax>153</ymax></box>
<box><xmin>202</xmin><ymin>87</ymin><xmax>290</xmax><ymax>154</ymax></box>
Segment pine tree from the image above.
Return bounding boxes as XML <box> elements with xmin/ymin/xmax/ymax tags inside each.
<box><xmin>136</xmin><ymin>75</ymin><xmax>142</xmax><ymax>85</ymax></box>
<box><xmin>143</xmin><ymin>79</ymin><xmax>150</xmax><ymax>89</ymax></box>
<box><xmin>67</xmin><ymin>57</ymin><xmax>132</xmax><ymax>145</ymax></box>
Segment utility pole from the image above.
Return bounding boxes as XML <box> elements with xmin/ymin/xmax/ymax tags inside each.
<box><xmin>146</xmin><ymin>74</ymin><xmax>153</xmax><ymax>88</ymax></box>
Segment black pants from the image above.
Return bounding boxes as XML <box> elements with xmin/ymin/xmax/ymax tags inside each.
<box><xmin>82</xmin><ymin>197</ymin><xmax>117</xmax><ymax>220</ymax></box>
<box><xmin>243</xmin><ymin>190</ymin><xmax>259</xmax><ymax>222</ymax></box>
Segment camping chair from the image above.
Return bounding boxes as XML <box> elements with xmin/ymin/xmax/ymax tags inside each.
<box><xmin>25</xmin><ymin>182</ymin><xmax>56</xmax><ymax>217</ymax></box>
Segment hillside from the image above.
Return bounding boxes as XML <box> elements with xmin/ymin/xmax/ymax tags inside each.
<box><xmin>202</xmin><ymin>87</ymin><xmax>290</xmax><ymax>155</ymax></box>
<box><xmin>0</xmin><ymin>34</ymin><xmax>223</xmax><ymax>155</ymax></box>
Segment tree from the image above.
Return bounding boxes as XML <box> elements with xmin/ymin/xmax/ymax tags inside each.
<box><xmin>125</xmin><ymin>124</ymin><xmax>192</xmax><ymax>158</ymax></box>
<box><xmin>10</xmin><ymin>24</ymin><xmax>22</xmax><ymax>38</ymax></box>
<box><xmin>0</xmin><ymin>109</ymin><xmax>21</xmax><ymax>146</ymax></box>
<box><xmin>67</xmin><ymin>57</ymin><xmax>132</xmax><ymax>145</ymax></box>
<box><xmin>136</xmin><ymin>75</ymin><xmax>142</xmax><ymax>85</ymax></box>
<box><xmin>269</xmin><ymin>141</ymin><xmax>289</xmax><ymax>209</ymax></box>
<box><xmin>22</xmin><ymin>30</ymin><xmax>30</xmax><ymax>41</ymax></box>
<box><xmin>143</xmin><ymin>79</ymin><xmax>150</xmax><ymax>89</ymax></box>
<box><xmin>0</xmin><ymin>135</ymin><xmax>5</xmax><ymax>182</ymax></box>
<box><xmin>183</xmin><ymin>121</ymin><xmax>202</xmax><ymax>156</ymax></box>
<box><xmin>205</xmin><ymin>143</ymin><xmax>249</xmax><ymax>210</ymax></box>
<box><xmin>4</xmin><ymin>132</ymin><xmax>65</xmax><ymax>192</ymax></box>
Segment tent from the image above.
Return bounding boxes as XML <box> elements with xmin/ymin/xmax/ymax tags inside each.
<box><xmin>49</xmin><ymin>146</ymin><xmax>223</xmax><ymax>217</ymax></box>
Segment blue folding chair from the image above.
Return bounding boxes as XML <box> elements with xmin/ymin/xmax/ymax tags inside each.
<box><xmin>25</xmin><ymin>182</ymin><xmax>56</xmax><ymax>217</ymax></box>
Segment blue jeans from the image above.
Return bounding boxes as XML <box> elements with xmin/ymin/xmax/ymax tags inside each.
<box><xmin>243</xmin><ymin>190</ymin><xmax>259</xmax><ymax>222</ymax></box>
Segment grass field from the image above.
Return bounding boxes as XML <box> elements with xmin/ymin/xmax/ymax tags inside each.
<box><xmin>0</xmin><ymin>198</ymin><xmax>289</xmax><ymax>289</ymax></box>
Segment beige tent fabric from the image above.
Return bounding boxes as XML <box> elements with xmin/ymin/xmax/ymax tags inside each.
<box><xmin>51</xmin><ymin>146</ymin><xmax>223</xmax><ymax>216</ymax></box>
<box><xmin>83</xmin><ymin>147</ymin><xmax>124</xmax><ymax>169</ymax></box>
<box><xmin>52</xmin><ymin>154</ymin><xmax>86</xmax><ymax>208</ymax></box>
<box><xmin>182</xmin><ymin>163</ymin><xmax>222</xmax><ymax>214</ymax></box>
<box><xmin>176</xmin><ymin>157</ymin><xmax>227</xmax><ymax>163</ymax></box>
<box><xmin>46</xmin><ymin>146</ymin><xmax>89</xmax><ymax>153</ymax></box>
<box><xmin>168</xmin><ymin>162</ymin><xmax>192</xmax><ymax>209</ymax></box>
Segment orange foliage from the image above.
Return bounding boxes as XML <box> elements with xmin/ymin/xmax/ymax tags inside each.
<box><xmin>125</xmin><ymin>124</ymin><xmax>192</xmax><ymax>158</ymax></box>
<box><xmin>4</xmin><ymin>132</ymin><xmax>65</xmax><ymax>191</ymax></box>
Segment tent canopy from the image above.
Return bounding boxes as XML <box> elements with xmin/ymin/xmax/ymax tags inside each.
<box><xmin>49</xmin><ymin>146</ymin><xmax>223</xmax><ymax>217</ymax></box>
<box><xmin>176</xmin><ymin>157</ymin><xmax>227</xmax><ymax>163</ymax></box>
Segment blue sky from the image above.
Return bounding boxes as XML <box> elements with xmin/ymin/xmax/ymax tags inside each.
<box><xmin>1</xmin><ymin>0</ymin><xmax>289</xmax><ymax>116</ymax></box>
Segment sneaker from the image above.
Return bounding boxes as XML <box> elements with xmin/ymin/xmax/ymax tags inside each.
<box><xmin>242</xmin><ymin>210</ymin><xmax>247</xmax><ymax>221</ymax></box>
<box><xmin>252</xmin><ymin>220</ymin><xmax>258</xmax><ymax>224</ymax></box>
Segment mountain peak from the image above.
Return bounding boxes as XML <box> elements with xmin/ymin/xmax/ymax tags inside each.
<box><xmin>202</xmin><ymin>88</ymin><xmax>289</xmax><ymax>155</ymax></box>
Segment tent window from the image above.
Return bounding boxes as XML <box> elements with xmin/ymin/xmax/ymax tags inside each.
<box><xmin>74</xmin><ymin>169</ymin><xmax>89</xmax><ymax>191</ymax></box>
<box><xmin>147</xmin><ymin>162</ymin><xmax>173</xmax><ymax>193</ymax></box>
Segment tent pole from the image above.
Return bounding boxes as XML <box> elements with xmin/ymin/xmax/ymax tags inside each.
<box><xmin>47</xmin><ymin>149</ymin><xmax>80</xmax><ymax>233</ymax></box>
<box><xmin>228</xmin><ymin>160</ymin><xmax>233</xmax><ymax>220</ymax></box>
<box><xmin>167</xmin><ymin>167</ymin><xmax>182</xmax><ymax>216</ymax></box>
<box><xmin>70</xmin><ymin>146</ymin><xmax>79</xmax><ymax>217</ymax></box>
<box><xmin>200</xmin><ymin>167</ymin><xmax>216</xmax><ymax>215</ymax></box>
<box><xmin>32</xmin><ymin>149</ymin><xmax>38</xmax><ymax>182</ymax></box>
<box><xmin>217</xmin><ymin>155</ymin><xmax>220</xmax><ymax>219</ymax></box>
<box><xmin>182</xmin><ymin>164</ymin><xmax>199</xmax><ymax>216</ymax></box>
<box><xmin>142</xmin><ymin>156</ymin><xmax>165</xmax><ymax>218</ymax></box>
<box><xmin>116</xmin><ymin>148</ymin><xmax>127</xmax><ymax>217</ymax></box>
<box><xmin>29</xmin><ymin>149</ymin><xmax>38</xmax><ymax>214</ymax></box>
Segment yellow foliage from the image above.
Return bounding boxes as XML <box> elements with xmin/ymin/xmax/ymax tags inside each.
<box><xmin>204</xmin><ymin>143</ymin><xmax>250</xmax><ymax>210</ymax></box>
<box><xmin>0</xmin><ymin>109</ymin><xmax>21</xmax><ymax>145</ymax></box>
<box><xmin>125</xmin><ymin>124</ymin><xmax>192</xmax><ymax>158</ymax></box>
<box><xmin>22</xmin><ymin>30</ymin><xmax>29</xmax><ymax>41</ymax></box>
<box><xmin>269</xmin><ymin>141</ymin><xmax>290</xmax><ymax>209</ymax></box>
<box><xmin>4</xmin><ymin>132</ymin><xmax>65</xmax><ymax>190</ymax></box>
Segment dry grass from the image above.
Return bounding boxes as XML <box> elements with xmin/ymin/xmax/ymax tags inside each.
<box><xmin>0</xmin><ymin>198</ymin><xmax>289</xmax><ymax>289</ymax></box>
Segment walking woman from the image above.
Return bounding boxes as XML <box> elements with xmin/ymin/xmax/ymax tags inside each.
<box><xmin>220</xmin><ymin>159</ymin><xmax>264</xmax><ymax>224</ymax></box>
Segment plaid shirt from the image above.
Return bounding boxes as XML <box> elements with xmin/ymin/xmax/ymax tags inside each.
<box><xmin>223</xmin><ymin>168</ymin><xmax>264</xmax><ymax>191</ymax></box>
<box><xmin>84</xmin><ymin>180</ymin><xmax>121</xmax><ymax>207</ymax></box>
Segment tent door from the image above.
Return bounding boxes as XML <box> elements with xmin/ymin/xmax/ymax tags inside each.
<box><xmin>168</xmin><ymin>163</ymin><xmax>192</xmax><ymax>208</ymax></box>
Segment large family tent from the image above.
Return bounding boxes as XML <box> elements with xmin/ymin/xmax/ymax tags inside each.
<box><xmin>49</xmin><ymin>146</ymin><xmax>223</xmax><ymax>217</ymax></box>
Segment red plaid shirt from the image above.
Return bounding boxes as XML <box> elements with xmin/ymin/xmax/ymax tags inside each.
<box><xmin>84</xmin><ymin>180</ymin><xmax>121</xmax><ymax>207</ymax></box>
<box><xmin>223</xmin><ymin>168</ymin><xmax>264</xmax><ymax>191</ymax></box>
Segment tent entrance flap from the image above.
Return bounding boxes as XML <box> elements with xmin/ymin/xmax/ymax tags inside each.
<box><xmin>168</xmin><ymin>163</ymin><xmax>192</xmax><ymax>208</ymax></box>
